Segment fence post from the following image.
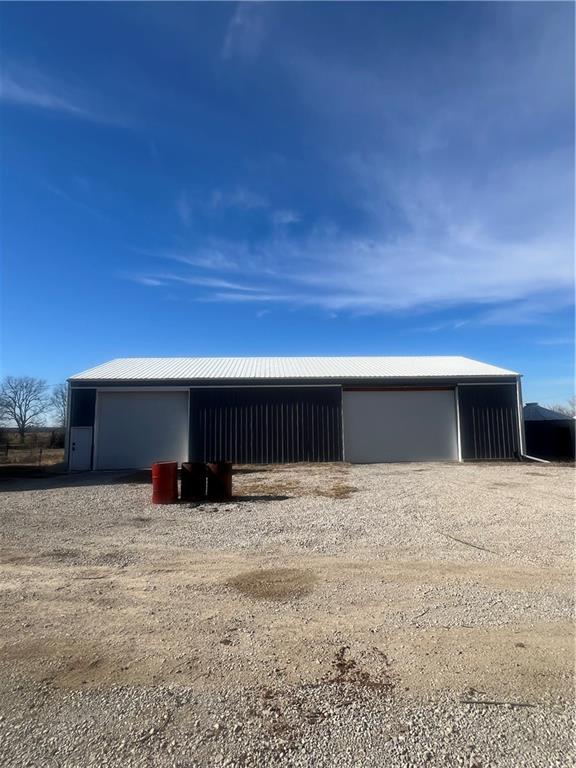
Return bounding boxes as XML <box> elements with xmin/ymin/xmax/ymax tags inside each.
<box><xmin>38</xmin><ymin>448</ymin><xmax>43</xmax><ymax>466</ymax></box>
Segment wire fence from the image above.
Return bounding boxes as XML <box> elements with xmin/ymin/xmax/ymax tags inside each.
<box><xmin>0</xmin><ymin>445</ymin><xmax>65</xmax><ymax>466</ymax></box>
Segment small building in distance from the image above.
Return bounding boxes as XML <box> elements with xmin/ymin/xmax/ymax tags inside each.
<box><xmin>523</xmin><ymin>403</ymin><xmax>575</xmax><ymax>461</ymax></box>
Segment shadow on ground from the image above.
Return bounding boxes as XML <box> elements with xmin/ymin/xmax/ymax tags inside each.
<box><xmin>0</xmin><ymin>468</ymin><xmax>146</xmax><ymax>492</ymax></box>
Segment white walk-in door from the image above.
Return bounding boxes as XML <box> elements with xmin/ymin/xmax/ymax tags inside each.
<box><xmin>343</xmin><ymin>390</ymin><xmax>459</xmax><ymax>463</ymax></box>
<box><xmin>69</xmin><ymin>427</ymin><xmax>93</xmax><ymax>471</ymax></box>
<box><xmin>95</xmin><ymin>391</ymin><xmax>189</xmax><ymax>470</ymax></box>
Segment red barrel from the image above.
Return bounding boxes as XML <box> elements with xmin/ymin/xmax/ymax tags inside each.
<box><xmin>151</xmin><ymin>461</ymin><xmax>178</xmax><ymax>504</ymax></box>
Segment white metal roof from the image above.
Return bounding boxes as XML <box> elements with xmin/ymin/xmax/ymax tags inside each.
<box><xmin>70</xmin><ymin>356</ymin><xmax>517</xmax><ymax>381</ymax></box>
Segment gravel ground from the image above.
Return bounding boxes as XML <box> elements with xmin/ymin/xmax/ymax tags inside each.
<box><xmin>0</xmin><ymin>461</ymin><xmax>573</xmax><ymax>767</ymax></box>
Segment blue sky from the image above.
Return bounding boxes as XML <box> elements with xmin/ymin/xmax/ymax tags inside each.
<box><xmin>0</xmin><ymin>2</ymin><xmax>573</xmax><ymax>404</ymax></box>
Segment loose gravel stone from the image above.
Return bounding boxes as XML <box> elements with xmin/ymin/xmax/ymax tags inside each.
<box><xmin>0</xmin><ymin>461</ymin><xmax>573</xmax><ymax>766</ymax></box>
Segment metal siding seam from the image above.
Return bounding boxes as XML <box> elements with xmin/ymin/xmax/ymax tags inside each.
<box><xmin>319</xmin><ymin>401</ymin><xmax>322</xmax><ymax>461</ymax></box>
<box><xmin>202</xmin><ymin>407</ymin><xmax>206</xmax><ymax>461</ymax></box>
<box><xmin>472</xmin><ymin>406</ymin><xmax>477</xmax><ymax>459</ymax></box>
<box><xmin>310</xmin><ymin>401</ymin><xmax>315</xmax><ymax>461</ymax></box>
<box><xmin>326</xmin><ymin>401</ymin><xmax>332</xmax><ymax>461</ymax></box>
<box><xmin>92</xmin><ymin>390</ymin><xmax>100</xmax><ymax>470</ymax></box>
<box><xmin>281</xmin><ymin>402</ymin><xmax>286</xmax><ymax>463</ymax></box>
<box><xmin>323</xmin><ymin>400</ymin><xmax>328</xmax><ymax>461</ymax></box>
<box><xmin>186</xmin><ymin>389</ymin><xmax>191</xmax><ymax>462</ymax></box>
<box><xmin>278</xmin><ymin>402</ymin><xmax>283</xmax><ymax>464</ymax></box>
<box><xmin>287</xmin><ymin>399</ymin><xmax>292</xmax><ymax>463</ymax></box>
<box><xmin>263</xmin><ymin>401</ymin><xmax>267</xmax><ymax>463</ymax></box>
<box><xmin>454</xmin><ymin>386</ymin><xmax>462</xmax><ymax>462</ymax></box>
<box><xmin>515</xmin><ymin>378</ymin><xmax>526</xmax><ymax>455</ymax></box>
<box><xmin>259</xmin><ymin>401</ymin><xmax>264</xmax><ymax>463</ymax></box>
<box><xmin>322</xmin><ymin>403</ymin><xmax>327</xmax><ymax>461</ymax></box>
<box><xmin>312</xmin><ymin>403</ymin><xmax>320</xmax><ymax>461</ymax></box>
<box><xmin>292</xmin><ymin>398</ymin><xmax>297</xmax><ymax>463</ymax></box>
<box><xmin>339</xmin><ymin>387</ymin><xmax>345</xmax><ymax>462</ymax></box>
<box><xmin>226</xmin><ymin>403</ymin><xmax>231</xmax><ymax>461</ymax></box>
<box><xmin>211</xmin><ymin>404</ymin><xmax>216</xmax><ymax>462</ymax></box>
<box><xmin>295</xmin><ymin>400</ymin><xmax>300</xmax><ymax>462</ymax></box>
<box><xmin>317</xmin><ymin>402</ymin><xmax>322</xmax><ymax>461</ymax></box>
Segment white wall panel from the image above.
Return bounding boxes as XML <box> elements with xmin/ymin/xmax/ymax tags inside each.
<box><xmin>343</xmin><ymin>390</ymin><xmax>458</xmax><ymax>463</ymax></box>
<box><xmin>95</xmin><ymin>391</ymin><xmax>188</xmax><ymax>470</ymax></box>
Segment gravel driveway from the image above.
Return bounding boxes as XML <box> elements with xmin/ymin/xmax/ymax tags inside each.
<box><xmin>0</xmin><ymin>461</ymin><xmax>573</xmax><ymax>767</ymax></box>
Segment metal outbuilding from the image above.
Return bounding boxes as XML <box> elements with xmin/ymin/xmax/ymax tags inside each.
<box><xmin>66</xmin><ymin>355</ymin><xmax>525</xmax><ymax>471</ymax></box>
<box><xmin>523</xmin><ymin>403</ymin><xmax>575</xmax><ymax>461</ymax></box>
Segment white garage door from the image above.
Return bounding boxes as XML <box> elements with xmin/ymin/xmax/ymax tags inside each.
<box><xmin>343</xmin><ymin>390</ymin><xmax>458</xmax><ymax>463</ymax></box>
<box><xmin>95</xmin><ymin>391</ymin><xmax>189</xmax><ymax>470</ymax></box>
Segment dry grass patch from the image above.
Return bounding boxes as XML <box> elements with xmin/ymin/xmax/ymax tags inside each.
<box><xmin>316</xmin><ymin>483</ymin><xmax>358</xmax><ymax>499</ymax></box>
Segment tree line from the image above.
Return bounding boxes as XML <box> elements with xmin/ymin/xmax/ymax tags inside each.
<box><xmin>0</xmin><ymin>377</ymin><xmax>67</xmax><ymax>442</ymax></box>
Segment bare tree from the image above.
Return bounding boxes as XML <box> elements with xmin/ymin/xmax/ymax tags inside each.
<box><xmin>50</xmin><ymin>382</ymin><xmax>68</xmax><ymax>427</ymax></box>
<box><xmin>547</xmin><ymin>396</ymin><xmax>576</xmax><ymax>417</ymax></box>
<box><xmin>0</xmin><ymin>376</ymin><xmax>49</xmax><ymax>441</ymax></box>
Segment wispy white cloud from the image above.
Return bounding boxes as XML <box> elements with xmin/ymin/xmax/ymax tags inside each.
<box><xmin>131</xmin><ymin>276</ymin><xmax>166</xmax><ymax>287</ymax></box>
<box><xmin>473</xmin><ymin>298</ymin><xmax>572</xmax><ymax>327</ymax></box>
<box><xmin>210</xmin><ymin>186</ymin><xmax>268</xmax><ymax>211</ymax></box>
<box><xmin>175</xmin><ymin>187</ymin><xmax>300</xmax><ymax>231</ymax></box>
<box><xmin>222</xmin><ymin>3</ymin><xmax>268</xmax><ymax>61</ymax></box>
<box><xmin>176</xmin><ymin>190</ymin><xmax>193</xmax><ymax>226</ymax></box>
<box><xmin>536</xmin><ymin>336</ymin><xmax>575</xmax><ymax>346</ymax></box>
<box><xmin>162</xmin><ymin>274</ymin><xmax>264</xmax><ymax>292</ymax></box>
<box><xmin>271</xmin><ymin>209</ymin><xmax>300</xmax><ymax>226</ymax></box>
<box><xmin>133</xmin><ymin>200</ymin><xmax>573</xmax><ymax>318</ymax></box>
<box><xmin>140</xmin><ymin>133</ymin><xmax>573</xmax><ymax>318</ymax></box>
<box><xmin>44</xmin><ymin>182</ymin><xmax>109</xmax><ymax>221</ymax></box>
<box><xmin>0</xmin><ymin>64</ymin><xmax>126</xmax><ymax>125</ymax></box>
<box><xmin>128</xmin><ymin>272</ymin><xmax>265</xmax><ymax>293</ymax></box>
<box><xmin>138</xmin><ymin>5</ymin><xmax>573</xmax><ymax>327</ymax></box>
<box><xmin>204</xmin><ymin>291</ymin><xmax>296</xmax><ymax>304</ymax></box>
<box><xmin>0</xmin><ymin>70</ymin><xmax>88</xmax><ymax>116</ymax></box>
<box><xmin>133</xmin><ymin>246</ymin><xmax>239</xmax><ymax>272</ymax></box>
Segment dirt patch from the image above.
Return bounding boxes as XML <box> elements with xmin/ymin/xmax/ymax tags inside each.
<box><xmin>236</xmin><ymin>479</ymin><xmax>299</xmax><ymax>497</ymax></box>
<box><xmin>39</xmin><ymin>548</ymin><xmax>80</xmax><ymax>563</ymax></box>
<box><xmin>93</xmin><ymin>551</ymin><xmax>132</xmax><ymax>567</ymax></box>
<box><xmin>317</xmin><ymin>483</ymin><xmax>357</xmax><ymax>499</ymax></box>
<box><xmin>327</xmin><ymin>645</ymin><xmax>394</xmax><ymax>691</ymax></box>
<box><xmin>227</xmin><ymin>567</ymin><xmax>317</xmax><ymax>601</ymax></box>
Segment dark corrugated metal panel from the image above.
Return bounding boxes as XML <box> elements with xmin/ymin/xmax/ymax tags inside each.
<box><xmin>525</xmin><ymin>421</ymin><xmax>575</xmax><ymax>460</ymax></box>
<box><xmin>69</xmin><ymin>388</ymin><xmax>96</xmax><ymax>428</ymax></box>
<box><xmin>190</xmin><ymin>387</ymin><xmax>343</xmax><ymax>463</ymax></box>
<box><xmin>458</xmin><ymin>385</ymin><xmax>520</xmax><ymax>460</ymax></box>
